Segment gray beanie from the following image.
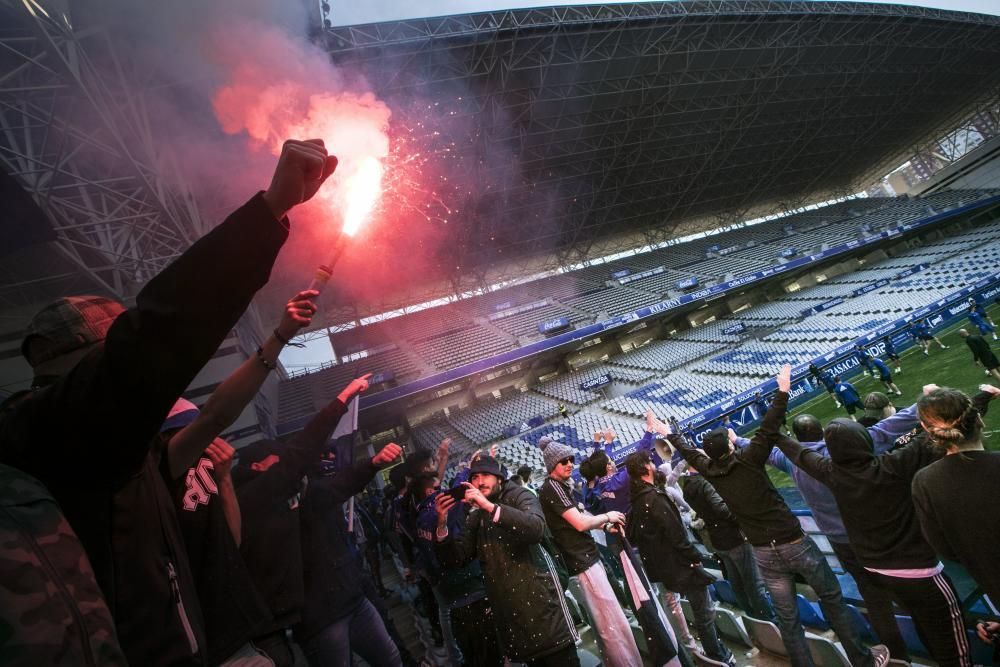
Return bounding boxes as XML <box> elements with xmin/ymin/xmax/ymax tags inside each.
<box><xmin>539</xmin><ymin>437</ymin><xmax>576</xmax><ymax>473</ymax></box>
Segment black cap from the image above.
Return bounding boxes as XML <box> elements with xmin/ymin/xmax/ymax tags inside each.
<box><xmin>702</xmin><ymin>427</ymin><xmax>731</xmax><ymax>460</ymax></box>
<box><xmin>468</xmin><ymin>455</ymin><xmax>506</xmax><ymax>480</ymax></box>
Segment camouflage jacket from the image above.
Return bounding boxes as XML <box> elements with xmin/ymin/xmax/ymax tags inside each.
<box><xmin>0</xmin><ymin>464</ymin><xmax>127</xmax><ymax>666</ymax></box>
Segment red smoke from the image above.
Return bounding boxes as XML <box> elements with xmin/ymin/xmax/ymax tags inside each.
<box><xmin>209</xmin><ymin>22</ymin><xmax>391</xmax><ymax>245</ymax></box>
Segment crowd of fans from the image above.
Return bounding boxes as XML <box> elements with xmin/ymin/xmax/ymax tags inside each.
<box><xmin>1</xmin><ymin>138</ymin><xmax>999</xmax><ymax>667</ymax></box>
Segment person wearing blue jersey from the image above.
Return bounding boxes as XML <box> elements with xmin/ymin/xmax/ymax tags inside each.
<box><xmin>753</xmin><ymin>391</ymin><xmax>770</xmax><ymax>420</ymax></box>
<box><xmin>881</xmin><ymin>335</ymin><xmax>902</xmax><ymax>374</ymax></box>
<box><xmin>809</xmin><ymin>363</ymin><xmax>841</xmax><ymax>408</ymax></box>
<box><xmin>854</xmin><ymin>345</ymin><xmax>876</xmax><ymax>376</ymax></box>
<box><xmin>910</xmin><ymin>318</ymin><xmax>948</xmax><ymax>355</ymax></box>
<box><xmin>834</xmin><ymin>376</ymin><xmax>865</xmax><ymax>421</ymax></box>
<box><xmin>870</xmin><ymin>357</ymin><xmax>902</xmax><ymax>396</ymax></box>
<box><xmin>968</xmin><ymin>297</ymin><xmax>996</xmax><ymax>328</ymax></box>
<box><xmin>967</xmin><ymin>309</ymin><xmax>998</xmax><ymax>341</ymax></box>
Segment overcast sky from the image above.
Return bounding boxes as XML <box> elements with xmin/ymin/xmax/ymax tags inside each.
<box><xmin>330</xmin><ymin>0</ymin><xmax>1000</xmax><ymax>25</ymax></box>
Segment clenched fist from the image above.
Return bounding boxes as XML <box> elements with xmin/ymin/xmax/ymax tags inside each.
<box><xmin>262</xmin><ymin>139</ymin><xmax>338</xmax><ymax>219</ymax></box>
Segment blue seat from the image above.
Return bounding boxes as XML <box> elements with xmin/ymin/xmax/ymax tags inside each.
<box><xmin>967</xmin><ymin>627</ymin><xmax>995</xmax><ymax>667</ymax></box>
<box><xmin>796</xmin><ymin>594</ymin><xmax>830</xmax><ymax>631</ymax></box>
<box><xmin>712</xmin><ymin>579</ymin><xmax>739</xmax><ymax>608</ymax></box>
<box><xmin>895</xmin><ymin>614</ymin><xmax>929</xmax><ymax>658</ymax></box>
<box><xmin>844</xmin><ymin>604</ymin><xmax>877</xmax><ymax>644</ymax></box>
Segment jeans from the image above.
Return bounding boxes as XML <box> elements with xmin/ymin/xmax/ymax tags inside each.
<box><xmin>431</xmin><ymin>585</ymin><xmax>462</xmax><ymax>665</ymax></box>
<box><xmin>678</xmin><ymin>584</ymin><xmax>732</xmax><ymax>663</ymax></box>
<box><xmin>754</xmin><ymin>537</ymin><xmax>872</xmax><ymax>667</ymax></box>
<box><xmin>718</xmin><ymin>541</ymin><xmax>775</xmax><ymax>621</ymax></box>
<box><xmin>830</xmin><ymin>540</ymin><xmax>908</xmax><ymax>660</ymax></box>
<box><xmin>301</xmin><ymin>598</ymin><xmax>402</xmax><ymax>667</ymax></box>
<box><xmin>869</xmin><ymin>570</ymin><xmax>971</xmax><ymax>667</ymax></box>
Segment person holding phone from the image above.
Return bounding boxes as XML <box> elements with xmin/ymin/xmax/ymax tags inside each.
<box><xmin>435</xmin><ymin>455</ymin><xmax>580</xmax><ymax>666</ymax></box>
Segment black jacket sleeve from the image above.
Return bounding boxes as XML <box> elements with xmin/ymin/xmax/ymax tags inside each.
<box><xmin>253</xmin><ymin>399</ymin><xmax>348</xmax><ymax>499</ymax></box>
<box><xmin>307</xmin><ymin>458</ymin><xmax>379</xmax><ymax>512</ymax></box>
<box><xmin>742</xmin><ymin>390</ymin><xmax>788</xmax><ymax>466</ymax></box>
<box><xmin>493</xmin><ymin>487</ymin><xmax>546</xmax><ymax>545</ymax></box>
<box><xmin>653</xmin><ymin>495</ymin><xmax>701</xmax><ymax>565</ymax></box>
<box><xmin>774</xmin><ymin>434</ymin><xmax>835</xmax><ymax>484</ymax></box>
<box><xmin>698</xmin><ymin>479</ymin><xmax>736</xmax><ymax>523</ymax></box>
<box><xmin>671</xmin><ymin>433</ymin><xmax>712</xmax><ymax>470</ymax></box>
<box><xmin>0</xmin><ymin>194</ymin><xmax>287</xmax><ymax>486</ymax></box>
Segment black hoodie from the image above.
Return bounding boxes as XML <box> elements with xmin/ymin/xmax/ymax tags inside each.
<box><xmin>234</xmin><ymin>398</ymin><xmax>348</xmax><ymax>635</ymax></box>
<box><xmin>673</xmin><ymin>391</ymin><xmax>803</xmax><ymax>547</ymax></box>
<box><xmin>774</xmin><ymin>413</ymin><xmax>943</xmax><ymax>570</ymax></box>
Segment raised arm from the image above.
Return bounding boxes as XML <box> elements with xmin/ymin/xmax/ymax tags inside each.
<box><xmin>309</xmin><ymin>443</ymin><xmax>402</xmax><ymax>511</ymax></box>
<box><xmin>205</xmin><ymin>438</ymin><xmax>241</xmax><ymax>545</ymax></box>
<box><xmin>741</xmin><ymin>365</ymin><xmax>791</xmax><ymax>466</ymax></box>
<box><xmin>165</xmin><ymin>289</ymin><xmax>318</xmax><ymax>478</ymax></box>
<box><xmin>669</xmin><ymin>432</ymin><xmax>711</xmax><ymax>471</ymax></box>
<box><xmin>0</xmin><ymin>140</ymin><xmax>337</xmax><ymax>485</ymax></box>
<box><xmin>435</xmin><ymin>438</ymin><xmax>451</xmax><ymax>484</ymax></box>
<box><xmin>244</xmin><ymin>375</ymin><xmax>371</xmax><ymax>499</ymax></box>
<box><xmin>868</xmin><ymin>403</ymin><xmax>920</xmax><ymax>454</ymax></box>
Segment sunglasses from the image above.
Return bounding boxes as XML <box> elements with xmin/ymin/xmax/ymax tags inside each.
<box><xmin>558</xmin><ymin>457</ymin><xmax>575</xmax><ymax>466</ymax></box>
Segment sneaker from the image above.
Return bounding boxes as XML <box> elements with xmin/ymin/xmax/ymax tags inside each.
<box><xmin>895</xmin><ymin>367</ymin><xmax>902</xmax><ymax>373</ymax></box>
<box><xmin>924</xmin><ymin>350</ymin><xmax>930</xmax><ymax>356</ymax></box>
<box><xmin>835</xmin><ymin>401</ymin><xmax>842</xmax><ymax>408</ymax></box>
<box><xmin>942</xmin><ymin>345</ymin><xmax>949</xmax><ymax>349</ymax></box>
<box><xmin>870</xmin><ymin>644</ymin><xmax>890</xmax><ymax>667</ymax></box>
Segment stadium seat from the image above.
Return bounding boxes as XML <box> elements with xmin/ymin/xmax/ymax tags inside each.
<box><xmin>895</xmin><ymin>615</ymin><xmax>929</xmax><ymax>658</ymax></box>
<box><xmin>714</xmin><ymin>607</ymin><xmax>753</xmax><ymax>648</ymax></box>
<box><xmin>807</xmin><ymin>635</ymin><xmax>852</xmax><ymax>667</ymax></box>
<box><xmin>796</xmin><ymin>594</ymin><xmax>830</xmax><ymax>630</ymax></box>
<box><xmin>712</xmin><ymin>579</ymin><xmax>739</xmax><ymax>608</ymax></box>
<box><xmin>967</xmin><ymin>627</ymin><xmax>995</xmax><ymax>667</ymax></box>
<box><xmin>742</xmin><ymin>616</ymin><xmax>789</xmax><ymax>659</ymax></box>
<box><xmin>844</xmin><ymin>604</ymin><xmax>877</xmax><ymax>644</ymax></box>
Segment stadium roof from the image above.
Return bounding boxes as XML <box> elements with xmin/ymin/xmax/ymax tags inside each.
<box><xmin>305</xmin><ymin>0</ymin><xmax>1000</xmax><ymax>323</ymax></box>
<box><xmin>2</xmin><ymin>1</ymin><xmax>999</xmax><ymax>331</ymax></box>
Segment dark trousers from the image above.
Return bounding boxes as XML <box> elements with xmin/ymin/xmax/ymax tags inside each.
<box><xmin>718</xmin><ymin>541</ymin><xmax>775</xmax><ymax>621</ymax></box>
<box><xmin>525</xmin><ymin>643</ymin><xmax>581</xmax><ymax>667</ymax></box>
<box><xmin>301</xmin><ymin>598</ymin><xmax>402</xmax><ymax>667</ymax></box>
<box><xmin>870</xmin><ymin>570</ymin><xmax>971</xmax><ymax>667</ymax></box>
<box><xmin>678</xmin><ymin>583</ymin><xmax>733</xmax><ymax>663</ymax></box>
<box><xmin>754</xmin><ymin>537</ymin><xmax>872</xmax><ymax>667</ymax></box>
<box><xmin>830</xmin><ymin>540</ymin><xmax>908</xmax><ymax>660</ymax></box>
<box><xmin>451</xmin><ymin>597</ymin><xmax>503</xmax><ymax>667</ymax></box>
<box><xmin>253</xmin><ymin>630</ymin><xmax>295</xmax><ymax>667</ymax></box>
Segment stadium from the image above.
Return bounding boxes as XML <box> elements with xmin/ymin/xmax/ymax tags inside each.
<box><xmin>2</xmin><ymin>0</ymin><xmax>1000</xmax><ymax>666</ymax></box>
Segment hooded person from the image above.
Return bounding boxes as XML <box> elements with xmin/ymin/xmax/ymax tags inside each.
<box><xmin>434</xmin><ymin>455</ymin><xmax>581</xmax><ymax>666</ymax></box>
<box><xmin>231</xmin><ymin>375</ymin><xmax>388</xmax><ymax>667</ymax></box>
<box><xmin>773</xmin><ymin>386</ymin><xmax>972</xmax><ymax>667</ymax></box>
<box><xmin>672</xmin><ymin>366</ymin><xmax>888</xmax><ymax>667</ymax></box>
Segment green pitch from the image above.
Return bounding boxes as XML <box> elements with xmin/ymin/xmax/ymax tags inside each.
<box><xmin>760</xmin><ymin>303</ymin><xmax>1000</xmax><ymax>488</ymax></box>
